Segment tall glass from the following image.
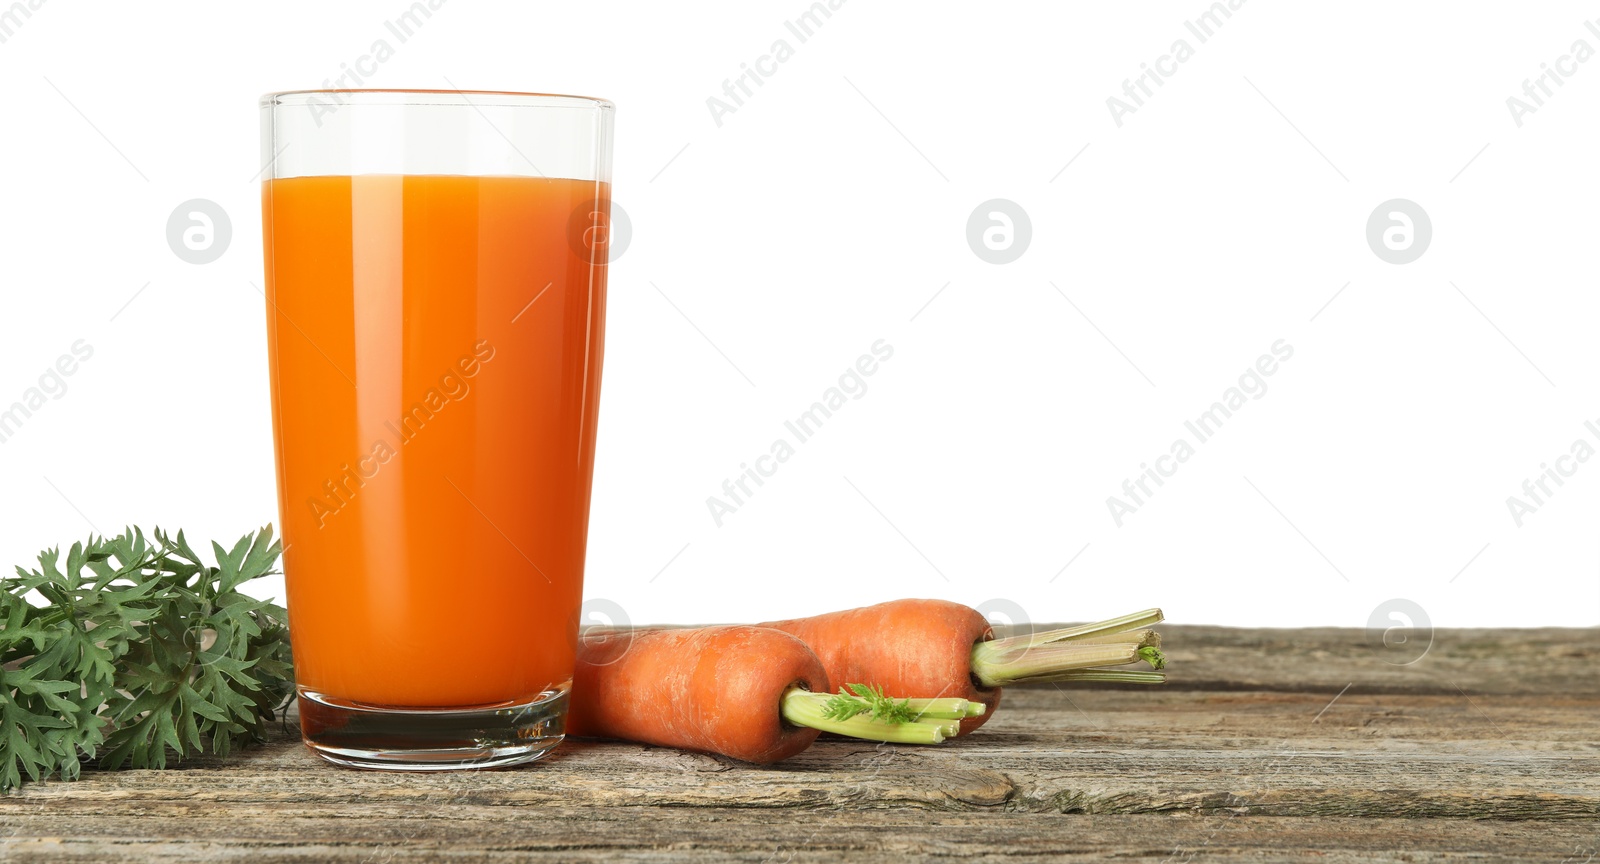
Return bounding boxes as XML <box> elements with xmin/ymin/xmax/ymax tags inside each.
<box><xmin>259</xmin><ymin>90</ymin><xmax>614</xmax><ymax>769</ymax></box>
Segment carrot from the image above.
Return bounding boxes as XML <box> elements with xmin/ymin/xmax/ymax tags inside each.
<box><xmin>763</xmin><ymin>601</ymin><xmax>1166</xmax><ymax>736</ymax></box>
<box><xmin>566</xmin><ymin>625</ymin><xmax>962</xmax><ymax>764</ymax></box>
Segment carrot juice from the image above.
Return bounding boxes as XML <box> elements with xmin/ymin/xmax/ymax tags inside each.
<box><xmin>262</xmin><ymin>174</ymin><xmax>608</xmax><ymax>711</ymax></box>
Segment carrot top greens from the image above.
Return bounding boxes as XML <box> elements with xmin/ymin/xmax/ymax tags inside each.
<box><xmin>820</xmin><ymin>683</ymin><xmax>988</xmax><ymax>724</ymax></box>
<box><xmin>822</xmin><ymin>683</ymin><xmax>919</xmax><ymax>724</ymax></box>
<box><xmin>0</xmin><ymin>527</ymin><xmax>292</xmax><ymax>793</ymax></box>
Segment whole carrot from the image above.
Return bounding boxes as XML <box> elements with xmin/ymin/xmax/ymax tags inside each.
<box><xmin>764</xmin><ymin>600</ymin><xmax>1167</xmax><ymax>736</ymax></box>
<box><xmin>763</xmin><ymin>599</ymin><xmax>1000</xmax><ymax>735</ymax></box>
<box><xmin>566</xmin><ymin>625</ymin><xmax>962</xmax><ymax>764</ymax></box>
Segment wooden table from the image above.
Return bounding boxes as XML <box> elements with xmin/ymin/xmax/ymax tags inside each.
<box><xmin>4</xmin><ymin>626</ymin><xmax>1597</xmax><ymax>862</ymax></box>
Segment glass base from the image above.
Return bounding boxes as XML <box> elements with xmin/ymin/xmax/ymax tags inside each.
<box><xmin>297</xmin><ymin>686</ymin><xmax>567</xmax><ymax>771</ymax></box>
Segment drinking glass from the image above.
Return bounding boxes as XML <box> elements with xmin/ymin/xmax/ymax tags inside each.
<box><xmin>259</xmin><ymin>89</ymin><xmax>614</xmax><ymax>769</ymax></box>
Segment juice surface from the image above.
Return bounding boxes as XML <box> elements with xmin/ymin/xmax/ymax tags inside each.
<box><xmin>262</xmin><ymin>174</ymin><xmax>607</xmax><ymax>707</ymax></box>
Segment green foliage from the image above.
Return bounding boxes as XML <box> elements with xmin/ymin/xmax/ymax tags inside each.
<box><xmin>821</xmin><ymin>683</ymin><xmax>917</xmax><ymax>725</ymax></box>
<box><xmin>1137</xmin><ymin>646</ymin><xmax>1167</xmax><ymax>671</ymax></box>
<box><xmin>0</xmin><ymin>526</ymin><xmax>293</xmax><ymax>792</ymax></box>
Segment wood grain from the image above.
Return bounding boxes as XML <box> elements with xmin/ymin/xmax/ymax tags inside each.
<box><xmin>2</xmin><ymin>625</ymin><xmax>1596</xmax><ymax>862</ymax></box>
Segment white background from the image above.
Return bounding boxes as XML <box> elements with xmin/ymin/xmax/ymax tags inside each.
<box><xmin>1</xmin><ymin>1</ymin><xmax>1597</xmax><ymax>631</ymax></box>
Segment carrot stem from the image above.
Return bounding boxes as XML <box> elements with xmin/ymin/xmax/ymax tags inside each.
<box><xmin>781</xmin><ymin>689</ymin><xmax>954</xmax><ymax>744</ymax></box>
<box><xmin>1038</xmin><ymin>669</ymin><xmax>1167</xmax><ymax>684</ymax></box>
<box><xmin>986</xmin><ymin>608</ymin><xmax>1165</xmax><ymax>652</ymax></box>
<box><xmin>970</xmin><ymin>609</ymin><xmax>1169</xmax><ymax>688</ymax></box>
<box><xmin>903</xmin><ymin>697</ymin><xmax>986</xmax><ymax>720</ymax></box>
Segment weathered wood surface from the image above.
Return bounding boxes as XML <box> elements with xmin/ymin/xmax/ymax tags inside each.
<box><xmin>3</xmin><ymin>625</ymin><xmax>1597</xmax><ymax>862</ymax></box>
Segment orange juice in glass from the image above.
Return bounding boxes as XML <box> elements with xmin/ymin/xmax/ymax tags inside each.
<box><xmin>259</xmin><ymin>90</ymin><xmax>613</xmax><ymax>769</ymax></box>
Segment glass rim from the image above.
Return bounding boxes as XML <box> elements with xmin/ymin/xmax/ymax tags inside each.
<box><xmin>260</xmin><ymin>88</ymin><xmax>614</xmax><ymax>111</ymax></box>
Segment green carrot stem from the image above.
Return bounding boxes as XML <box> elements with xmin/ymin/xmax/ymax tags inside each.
<box><xmin>973</xmin><ymin>642</ymin><xmax>1139</xmax><ymax>684</ymax></box>
<box><xmin>781</xmin><ymin>690</ymin><xmax>952</xmax><ymax>744</ymax></box>
<box><xmin>985</xmin><ymin>608</ymin><xmax>1164</xmax><ymax>652</ymax></box>
<box><xmin>1070</xmin><ymin>628</ymin><xmax>1161</xmax><ymax>647</ymax></box>
<box><xmin>970</xmin><ymin>609</ymin><xmax>1169</xmax><ymax>688</ymax></box>
<box><xmin>1034</xmin><ymin>669</ymin><xmax>1168</xmax><ymax>684</ymax></box>
<box><xmin>903</xmin><ymin>697</ymin><xmax>986</xmax><ymax>720</ymax></box>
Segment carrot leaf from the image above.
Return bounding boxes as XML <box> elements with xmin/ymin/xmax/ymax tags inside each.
<box><xmin>821</xmin><ymin>683</ymin><xmax>918</xmax><ymax>725</ymax></box>
<box><xmin>1</xmin><ymin>526</ymin><xmax>293</xmax><ymax>793</ymax></box>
